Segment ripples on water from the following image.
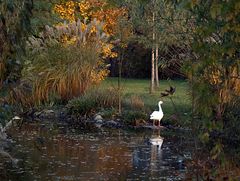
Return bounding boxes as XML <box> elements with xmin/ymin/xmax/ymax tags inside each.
<box><xmin>1</xmin><ymin>122</ymin><xmax>193</xmax><ymax>181</ymax></box>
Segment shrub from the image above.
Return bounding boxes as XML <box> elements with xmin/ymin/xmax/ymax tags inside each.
<box><xmin>82</xmin><ymin>87</ymin><xmax>119</xmax><ymax>109</ymax></box>
<box><xmin>98</xmin><ymin>108</ymin><xmax>118</xmax><ymax>119</ymax></box>
<box><xmin>67</xmin><ymin>96</ymin><xmax>97</xmax><ymax>116</ymax></box>
<box><xmin>67</xmin><ymin>87</ymin><xmax>119</xmax><ymax>116</ymax></box>
<box><xmin>122</xmin><ymin>110</ymin><xmax>148</xmax><ymax>125</ymax></box>
<box><xmin>129</xmin><ymin>95</ymin><xmax>145</xmax><ymax>110</ymax></box>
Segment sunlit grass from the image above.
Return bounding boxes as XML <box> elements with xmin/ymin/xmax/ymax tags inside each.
<box><xmin>101</xmin><ymin>77</ymin><xmax>191</xmax><ymax>121</ymax></box>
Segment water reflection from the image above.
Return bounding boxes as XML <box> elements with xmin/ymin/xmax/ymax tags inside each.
<box><xmin>2</xmin><ymin>122</ymin><xmax>192</xmax><ymax>181</ymax></box>
<box><xmin>150</xmin><ymin>129</ymin><xmax>163</xmax><ymax>174</ymax></box>
<box><xmin>149</xmin><ymin>129</ymin><xmax>164</xmax><ymax>147</ymax></box>
<box><xmin>132</xmin><ymin>129</ymin><xmax>164</xmax><ymax>179</ymax></box>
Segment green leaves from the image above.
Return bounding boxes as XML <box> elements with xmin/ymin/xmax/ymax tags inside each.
<box><xmin>183</xmin><ymin>1</ymin><xmax>240</xmax><ymax>168</ymax></box>
<box><xmin>210</xmin><ymin>142</ymin><xmax>223</xmax><ymax>160</ymax></box>
<box><xmin>0</xmin><ymin>0</ymin><xmax>33</xmax><ymax>90</ymax></box>
<box><xmin>210</xmin><ymin>2</ymin><xmax>222</xmax><ymax>19</ymax></box>
<box><xmin>31</xmin><ymin>0</ymin><xmax>60</xmax><ymax>34</ymax></box>
<box><xmin>200</xmin><ymin>132</ymin><xmax>209</xmax><ymax>143</ymax></box>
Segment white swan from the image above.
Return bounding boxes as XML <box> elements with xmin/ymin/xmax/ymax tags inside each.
<box><xmin>150</xmin><ymin>101</ymin><xmax>164</xmax><ymax>127</ymax></box>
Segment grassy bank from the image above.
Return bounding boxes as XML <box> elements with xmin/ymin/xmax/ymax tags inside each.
<box><xmin>101</xmin><ymin>78</ymin><xmax>191</xmax><ymax>125</ymax></box>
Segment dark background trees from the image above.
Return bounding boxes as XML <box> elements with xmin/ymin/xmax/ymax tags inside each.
<box><xmin>109</xmin><ymin>42</ymin><xmax>186</xmax><ymax>79</ymax></box>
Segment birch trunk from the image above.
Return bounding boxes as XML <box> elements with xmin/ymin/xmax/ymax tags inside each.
<box><xmin>155</xmin><ymin>44</ymin><xmax>159</xmax><ymax>87</ymax></box>
<box><xmin>150</xmin><ymin>2</ymin><xmax>155</xmax><ymax>94</ymax></box>
<box><xmin>118</xmin><ymin>50</ymin><xmax>122</xmax><ymax>114</ymax></box>
<box><xmin>150</xmin><ymin>47</ymin><xmax>155</xmax><ymax>93</ymax></box>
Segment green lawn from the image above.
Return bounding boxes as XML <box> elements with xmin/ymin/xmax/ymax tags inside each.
<box><xmin>102</xmin><ymin>77</ymin><xmax>191</xmax><ymax>123</ymax></box>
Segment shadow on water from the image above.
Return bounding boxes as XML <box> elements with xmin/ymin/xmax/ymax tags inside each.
<box><xmin>1</xmin><ymin>121</ymin><xmax>193</xmax><ymax>181</ymax></box>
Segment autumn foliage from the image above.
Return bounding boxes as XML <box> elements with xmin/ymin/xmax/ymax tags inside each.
<box><xmin>8</xmin><ymin>0</ymin><xmax>128</xmax><ymax>105</ymax></box>
<box><xmin>54</xmin><ymin>0</ymin><xmax>126</xmax><ymax>35</ymax></box>
<box><xmin>54</xmin><ymin>0</ymin><xmax>126</xmax><ymax>59</ymax></box>
<box><xmin>53</xmin><ymin>0</ymin><xmax>127</xmax><ymax>96</ymax></box>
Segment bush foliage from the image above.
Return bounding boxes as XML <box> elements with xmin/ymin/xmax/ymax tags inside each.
<box><xmin>67</xmin><ymin>87</ymin><xmax>119</xmax><ymax>116</ymax></box>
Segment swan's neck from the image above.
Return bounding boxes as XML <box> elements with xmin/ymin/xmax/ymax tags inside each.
<box><xmin>158</xmin><ymin>103</ymin><xmax>163</xmax><ymax>112</ymax></box>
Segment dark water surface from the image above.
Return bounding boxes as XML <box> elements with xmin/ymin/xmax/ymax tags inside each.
<box><xmin>2</xmin><ymin>122</ymin><xmax>193</xmax><ymax>181</ymax></box>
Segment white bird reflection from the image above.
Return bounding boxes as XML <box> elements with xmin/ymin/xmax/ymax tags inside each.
<box><xmin>149</xmin><ymin>129</ymin><xmax>163</xmax><ymax>175</ymax></box>
<box><xmin>149</xmin><ymin>129</ymin><xmax>164</xmax><ymax>149</ymax></box>
<box><xmin>132</xmin><ymin>129</ymin><xmax>164</xmax><ymax>173</ymax></box>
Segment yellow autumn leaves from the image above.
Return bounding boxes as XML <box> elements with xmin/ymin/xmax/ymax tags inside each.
<box><xmin>54</xmin><ymin>1</ymin><xmax>76</xmax><ymax>21</ymax></box>
<box><xmin>54</xmin><ymin>0</ymin><xmax>124</xmax><ymax>58</ymax></box>
<box><xmin>53</xmin><ymin>0</ymin><xmax>126</xmax><ymax>86</ymax></box>
<box><xmin>54</xmin><ymin>0</ymin><xmax>125</xmax><ymax>34</ymax></box>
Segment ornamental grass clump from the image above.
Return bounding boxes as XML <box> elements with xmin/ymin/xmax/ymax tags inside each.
<box><xmin>10</xmin><ymin>19</ymin><xmax>110</xmax><ymax>106</ymax></box>
<box><xmin>129</xmin><ymin>95</ymin><xmax>145</xmax><ymax>111</ymax></box>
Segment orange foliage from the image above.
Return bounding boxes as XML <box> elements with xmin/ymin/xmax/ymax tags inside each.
<box><xmin>54</xmin><ymin>0</ymin><xmax>126</xmax><ymax>35</ymax></box>
<box><xmin>54</xmin><ymin>0</ymin><xmax>126</xmax><ymax>59</ymax></box>
<box><xmin>53</xmin><ymin>0</ymin><xmax>127</xmax><ymax>87</ymax></box>
<box><xmin>54</xmin><ymin>1</ymin><xmax>76</xmax><ymax>22</ymax></box>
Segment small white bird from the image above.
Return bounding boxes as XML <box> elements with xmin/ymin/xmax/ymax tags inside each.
<box><xmin>150</xmin><ymin>101</ymin><xmax>164</xmax><ymax>127</ymax></box>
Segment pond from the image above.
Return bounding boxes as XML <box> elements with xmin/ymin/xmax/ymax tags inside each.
<box><xmin>1</xmin><ymin>121</ymin><xmax>194</xmax><ymax>181</ymax></box>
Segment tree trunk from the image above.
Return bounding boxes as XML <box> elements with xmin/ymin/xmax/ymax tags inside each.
<box><xmin>150</xmin><ymin>47</ymin><xmax>155</xmax><ymax>93</ymax></box>
<box><xmin>150</xmin><ymin>3</ymin><xmax>155</xmax><ymax>94</ymax></box>
<box><xmin>0</xmin><ymin>20</ymin><xmax>6</xmax><ymax>89</ymax></box>
<box><xmin>155</xmin><ymin>44</ymin><xmax>159</xmax><ymax>87</ymax></box>
<box><xmin>118</xmin><ymin>49</ymin><xmax>122</xmax><ymax>114</ymax></box>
